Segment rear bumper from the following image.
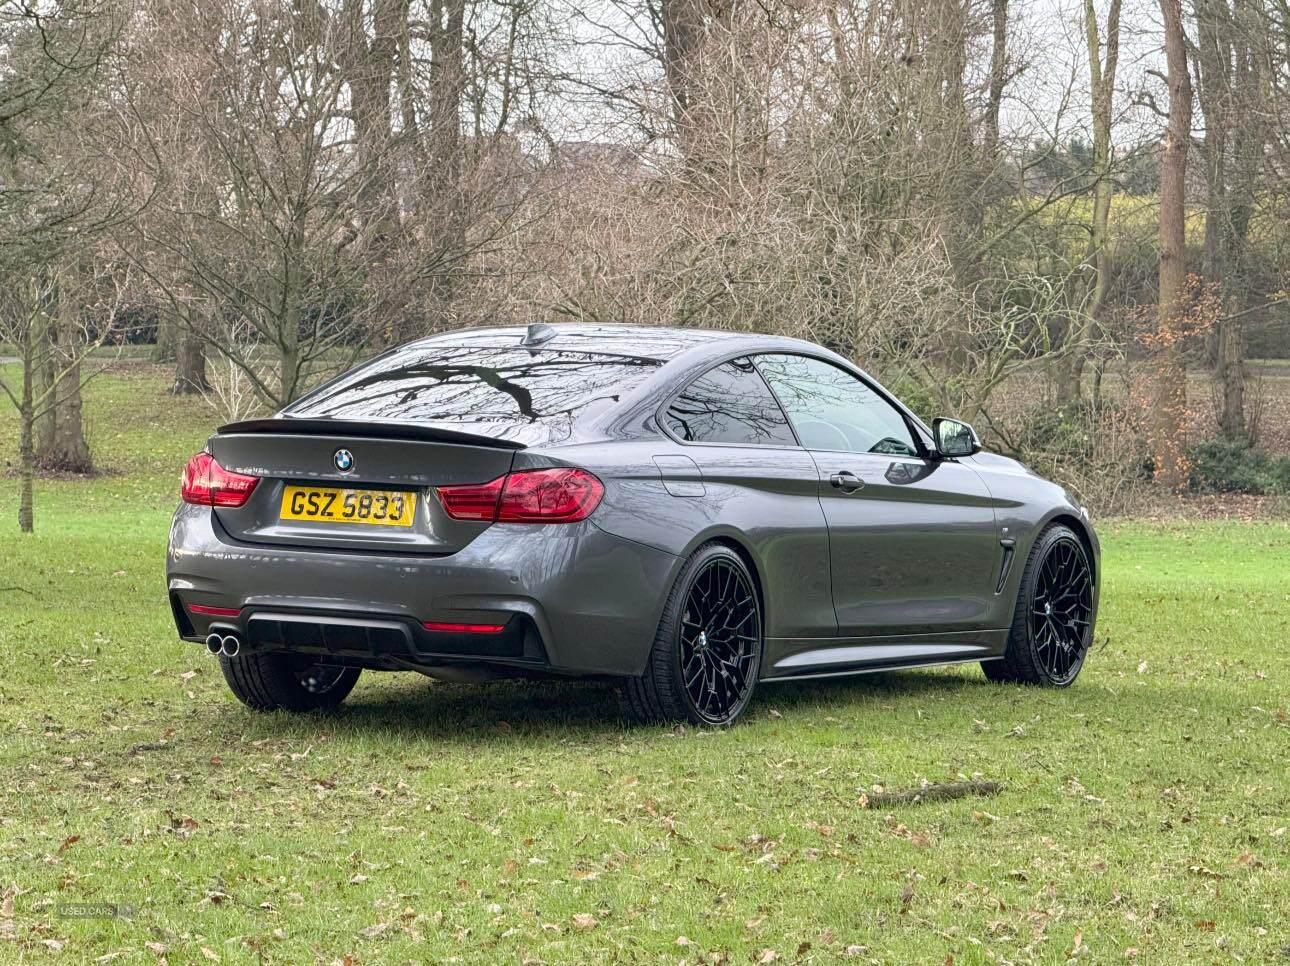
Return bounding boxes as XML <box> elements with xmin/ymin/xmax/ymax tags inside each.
<box><xmin>167</xmin><ymin>504</ymin><xmax>679</xmax><ymax>676</ymax></box>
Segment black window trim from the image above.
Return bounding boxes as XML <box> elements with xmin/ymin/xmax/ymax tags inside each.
<box><xmin>656</xmin><ymin>355</ymin><xmax>805</xmax><ymax>450</ymax></box>
<box><xmin>748</xmin><ymin>351</ymin><xmax>934</xmax><ymax>461</ymax></box>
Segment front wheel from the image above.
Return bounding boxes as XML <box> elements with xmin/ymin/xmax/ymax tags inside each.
<box><xmin>220</xmin><ymin>652</ymin><xmax>361</xmax><ymax>712</ymax></box>
<box><xmin>983</xmin><ymin>524</ymin><xmax>1095</xmax><ymax>686</ymax></box>
<box><xmin>622</xmin><ymin>544</ymin><xmax>763</xmax><ymax>726</ymax></box>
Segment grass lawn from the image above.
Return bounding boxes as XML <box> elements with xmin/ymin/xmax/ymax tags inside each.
<box><xmin>1</xmin><ymin>365</ymin><xmax>1287</xmax><ymax>963</ymax></box>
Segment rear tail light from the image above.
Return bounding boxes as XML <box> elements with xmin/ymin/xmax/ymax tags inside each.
<box><xmin>436</xmin><ymin>468</ymin><xmax>603</xmax><ymax>523</ymax></box>
<box><xmin>434</xmin><ymin>476</ymin><xmax>505</xmax><ymax>521</ymax></box>
<box><xmin>181</xmin><ymin>452</ymin><xmax>260</xmax><ymax>508</ymax></box>
<box><xmin>496</xmin><ymin>468</ymin><xmax>604</xmax><ymax>522</ymax></box>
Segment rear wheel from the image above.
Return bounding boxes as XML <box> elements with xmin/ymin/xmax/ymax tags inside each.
<box><xmin>622</xmin><ymin>544</ymin><xmax>762</xmax><ymax>726</ymax></box>
<box><xmin>219</xmin><ymin>652</ymin><xmax>361</xmax><ymax>712</ymax></box>
<box><xmin>983</xmin><ymin>524</ymin><xmax>1094</xmax><ymax>686</ymax></box>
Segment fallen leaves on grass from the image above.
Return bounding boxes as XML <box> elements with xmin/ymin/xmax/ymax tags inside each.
<box><xmin>1188</xmin><ymin>865</ymin><xmax>1225</xmax><ymax>879</ymax></box>
<box><xmin>571</xmin><ymin>913</ymin><xmax>597</xmax><ymax>930</ymax></box>
<box><xmin>889</xmin><ymin>823</ymin><xmax>931</xmax><ymax>847</ymax></box>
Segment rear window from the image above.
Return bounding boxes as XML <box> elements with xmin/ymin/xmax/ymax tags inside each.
<box><xmin>286</xmin><ymin>346</ymin><xmax>663</xmax><ymax>425</ymax></box>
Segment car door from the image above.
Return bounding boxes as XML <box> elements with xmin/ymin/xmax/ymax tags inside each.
<box><xmin>754</xmin><ymin>353</ymin><xmax>1001</xmax><ymax>638</ymax></box>
<box><xmin>658</xmin><ymin>357</ymin><xmax>837</xmax><ymax>643</ymax></box>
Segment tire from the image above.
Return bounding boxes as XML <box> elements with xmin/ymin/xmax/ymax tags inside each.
<box><xmin>622</xmin><ymin>543</ymin><xmax>763</xmax><ymax>726</ymax></box>
<box><xmin>983</xmin><ymin>523</ymin><xmax>1095</xmax><ymax>687</ymax></box>
<box><xmin>219</xmin><ymin>652</ymin><xmax>361</xmax><ymax>712</ymax></box>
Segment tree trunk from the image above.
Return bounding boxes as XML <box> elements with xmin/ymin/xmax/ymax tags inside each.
<box><xmin>932</xmin><ymin>0</ymin><xmax>977</xmax><ymax>281</ymax></box>
<box><xmin>19</xmin><ymin>344</ymin><xmax>36</xmax><ymax>534</ymax></box>
<box><xmin>172</xmin><ymin>330</ymin><xmax>209</xmax><ymax>394</ymax></box>
<box><xmin>31</xmin><ymin>308</ymin><xmax>57</xmax><ymax>456</ymax></box>
<box><xmin>47</xmin><ymin>357</ymin><xmax>92</xmax><ymax>473</ymax></box>
<box><xmin>982</xmin><ymin>0</ymin><xmax>1009</xmax><ymax>162</ymax></box>
<box><xmin>40</xmin><ymin>281</ymin><xmax>93</xmax><ymax>473</ymax></box>
<box><xmin>1216</xmin><ymin>310</ymin><xmax>1245</xmax><ymax>437</ymax></box>
<box><xmin>1055</xmin><ymin>0</ymin><xmax>1122</xmax><ymax>408</ymax></box>
<box><xmin>424</xmin><ymin>0</ymin><xmax>467</xmax><ymax>318</ymax></box>
<box><xmin>1194</xmin><ymin>0</ymin><xmax>1262</xmax><ymax>440</ymax></box>
<box><xmin>660</xmin><ymin>0</ymin><xmax>719</xmax><ymax>177</ymax></box>
<box><xmin>1153</xmin><ymin>0</ymin><xmax>1193</xmax><ymax>489</ymax></box>
<box><xmin>342</xmin><ymin>0</ymin><xmax>403</xmax><ymax>250</ymax></box>
<box><xmin>153</xmin><ymin>309</ymin><xmax>176</xmax><ymax>363</ymax></box>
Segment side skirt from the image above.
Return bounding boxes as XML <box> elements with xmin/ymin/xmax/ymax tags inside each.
<box><xmin>760</xmin><ymin>629</ymin><xmax>1010</xmax><ymax>681</ymax></box>
<box><xmin>761</xmin><ymin>654</ymin><xmax>1002</xmax><ymax>684</ymax></box>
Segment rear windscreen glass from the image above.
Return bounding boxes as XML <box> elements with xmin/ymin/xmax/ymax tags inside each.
<box><xmin>285</xmin><ymin>346</ymin><xmax>663</xmax><ymax>425</ymax></box>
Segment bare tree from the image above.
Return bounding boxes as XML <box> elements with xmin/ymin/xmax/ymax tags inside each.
<box><xmin>120</xmin><ymin>0</ymin><xmax>404</xmax><ymax>410</ymax></box>
<box><xmin>1</xmin><ymin>0</ymin><xmax>125</xmax><ymax>473</ymax></box>
<box><xmin>0</xmin><ymin>266</ymin><xmax>127</xmax><ymax>531</ymax></box>
<box><xmin>1152</xmin><ymin>0</ymin><xmax>1194</xmax><ymax>488</ymax></box>
<box><xmin>1</xmin><ymin>0</ymin><xmax>138</xmax><ymax>509</ymax></box>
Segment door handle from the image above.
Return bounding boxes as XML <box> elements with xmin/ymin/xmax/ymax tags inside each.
<box><xmin>829</xmin><ymin>471</ymin><xmax>864</xmax><ymax>493</ymax></box>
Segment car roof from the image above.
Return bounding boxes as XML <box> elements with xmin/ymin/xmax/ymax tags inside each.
<box><xmin>404</xmin><ymin>323</ymin><xmax>756</xmax><ymax>362</ymax></box>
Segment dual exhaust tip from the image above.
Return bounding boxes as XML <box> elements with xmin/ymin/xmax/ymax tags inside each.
<box><xmin>205</xmin><ymin>632</ymin><xmax>242</xmax><ymax>658</ymax></box>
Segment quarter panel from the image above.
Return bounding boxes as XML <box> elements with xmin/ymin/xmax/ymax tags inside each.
<box><xmin>564</xmin><ymin>440</ymin><xmax>836</xmax><ymax>640</ymax></box>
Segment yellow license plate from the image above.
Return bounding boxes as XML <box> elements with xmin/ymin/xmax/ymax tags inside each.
<box><xmin>280</xmin><ymin>485</ymin><xmax>417</xmax><ymax>527</ymax></box>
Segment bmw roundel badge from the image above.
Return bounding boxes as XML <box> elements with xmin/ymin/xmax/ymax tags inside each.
<box><xmin>333</xmin><ymin>448</ymin><xmax>354</xmax><ymax>473</ymax></box>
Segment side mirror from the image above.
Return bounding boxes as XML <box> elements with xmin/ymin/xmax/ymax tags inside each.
<box><xmin>932</xmin><ymin>417</ymin><xmax>981</xmax><ymax>458</ymax></box>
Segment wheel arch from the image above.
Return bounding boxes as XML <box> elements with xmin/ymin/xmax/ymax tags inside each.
<box><xmin>1044</xmin><ymin>511</ymin><xmax>1098</xmax><ymax>587</ymax></box>
<box><xmin>679</xmin><ymin>529</ymin><xmax>769</xmax><ymax>634</ymax></box>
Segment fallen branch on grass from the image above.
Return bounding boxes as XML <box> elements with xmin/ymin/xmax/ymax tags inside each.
<box><xmin>860</xmin><ymin>780</ymin><xmax>1003</xmax><ymax>808</ymax></box>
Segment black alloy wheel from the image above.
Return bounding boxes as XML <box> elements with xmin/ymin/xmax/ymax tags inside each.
<box><xmin>678</xmin><ymin>556</ymin><xmax>760</xmax><ymax>724</ymax></box>
<box><xmin>984</xmin><ymin>524</ymin><xmax>1095</xmax><ymax>687</ymax></box>
<box><xmin>622</xmin><ymin>544</ymin><xmax>763</xmax><ymax>726</ymax></box>
<box><xmin>220</xmin><ymin>652</ymin><xmax>362</xmax><ymax>712</ymax></box>
<box><xmin>1030</xmin><ymin>535</ymin><xmax>1094</xmax><ymax>684</ymax></box>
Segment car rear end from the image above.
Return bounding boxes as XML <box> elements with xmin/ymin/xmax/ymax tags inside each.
<box><xmin>165</xmin><ymin>331</ymin><xmax>681</xmax><ymax>681</ymax></box>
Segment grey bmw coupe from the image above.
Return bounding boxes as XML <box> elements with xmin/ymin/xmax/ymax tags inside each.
<box><xmin>167</xmin><ymin>324</ymin><xmax>1099</xmax><ymax>725</ymax></box>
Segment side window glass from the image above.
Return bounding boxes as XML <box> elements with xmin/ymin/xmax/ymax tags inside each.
<box><xmin>754</xmin><ymin>354</ymin><xmax>918</xmax><ymax>456</ymax></box>
<box><xmin>664</xmin><ymin>358</ymin><xmax>797</xmax><ymax>446</ymax></box>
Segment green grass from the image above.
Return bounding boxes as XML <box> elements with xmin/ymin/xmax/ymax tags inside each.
<box><xmin>1</xmin><ymin>366</ymin><xmax>1287</xmax><ymax>963</ymax></box>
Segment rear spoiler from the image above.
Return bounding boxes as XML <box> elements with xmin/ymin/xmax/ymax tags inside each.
<box><xmin>217</xmin><ymin>418</ymin><xmax>528</xmax><ymax>451</ymax></box>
